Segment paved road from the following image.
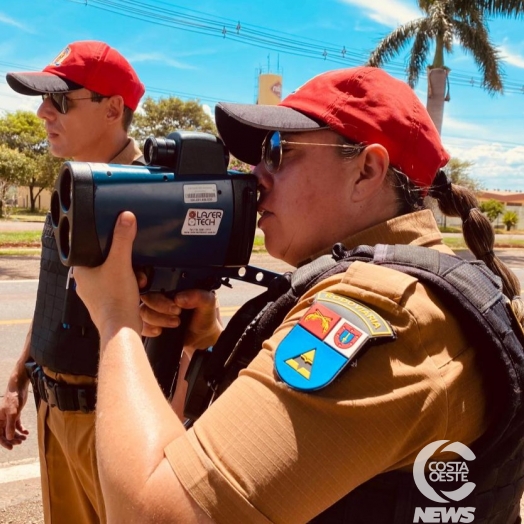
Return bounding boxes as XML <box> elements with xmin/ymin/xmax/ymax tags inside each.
<box><xmin>0</xmin><ymin>252</ymin><xmax>293</xmax><ymax>523</ymax></box>
<box><xmin>1</xmin><ymin>221</ymin><xmax>524</xmax><ymax>522</ymax></box>
<box><xmin>2</xmin><ymin>260</ymin><xmax>524</xmax><ymax>521</ymax></box>
<box><xmin>0</xmin><ymin>220</ymin><xmax>45</xmax><ymax>232</ymax></box>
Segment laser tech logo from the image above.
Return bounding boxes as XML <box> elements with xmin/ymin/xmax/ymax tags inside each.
<box><xmin>413</xmin><ymin>440</ymin><xmax>476</xmax><ymax>523</ymax></box>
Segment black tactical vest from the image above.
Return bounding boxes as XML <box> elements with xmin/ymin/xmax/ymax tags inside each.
<box><xmin>29</xmin><ymin>155</ymin><xmax>146</xmax><ymax>377</ymax></box>
<box><xmin>30</xmin><ymin>213</ymin><xmax>100</xmax><ymax>375</ymax></box>
<box><xmin>189</xmin><ymin>244</ymin><xmax>524</xmax><ymax>523</ymax></box>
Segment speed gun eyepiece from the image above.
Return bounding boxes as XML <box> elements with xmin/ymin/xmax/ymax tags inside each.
<box><xmin>144</xmin><ymin>136</ymin><xmax>177</xmax><ymax>167</ymax></box>
<box><xmin>50</xmin><ymin>131</ymin><xmax>257</xmax><ymax>291</ymax></box>
<box><xmin>143</xmin><ymin>132</ymin><xmax>230</xmax><ymax>171</ymax></box>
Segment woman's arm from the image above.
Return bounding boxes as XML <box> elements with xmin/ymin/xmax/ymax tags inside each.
<box><xmin>74</xmin><ymin>212</ymin><xmax>215</xmax><ymax>523</ymax></box>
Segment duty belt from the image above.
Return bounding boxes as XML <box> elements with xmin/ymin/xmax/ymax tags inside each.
<box><xmin>25</xmin><ymin>361</ymin><xmax>96</xmax><ymax>413</ymax></box>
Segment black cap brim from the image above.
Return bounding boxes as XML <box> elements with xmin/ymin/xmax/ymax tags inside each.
<box><xmin>6</xmin><ymin>72</ymin><xmax>82</xmax><ymax>96</ymax></box>
<box><xmin>215</xmin><ymin>102</ymin><xmax>325</xmax><ymax>166</ymax></box>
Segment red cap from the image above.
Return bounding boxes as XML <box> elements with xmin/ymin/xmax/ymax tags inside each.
<box><xmin>6</xmin><ymin>41</ymin><xmax>145</xmax><ymax>111</ymax></box>
<box><xmin>215</xmin><ymin>67</ymin><xmax>450</xmax><ymax>188</ymax></box>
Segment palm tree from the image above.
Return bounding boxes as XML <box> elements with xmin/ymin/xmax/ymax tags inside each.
<box><xmin>366</xmin><ymin>0</ymin><xmax>521</xmax><ymax>134</ymax></box>
<box><xmin>474</xmin><ymin>1</ymin><xmax>524</xmax><ymax>16</ymax></box>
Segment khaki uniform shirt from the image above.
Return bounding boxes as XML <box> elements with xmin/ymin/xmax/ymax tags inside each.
<box><xmin>109</xmin><ymin>137</ymin><xmax>142</xmax><ymax>166</ymax></box>
<box><xmin>165</xmin><ymin>209</ymin><xmax>489</xmax><ymax>524</ymax></box>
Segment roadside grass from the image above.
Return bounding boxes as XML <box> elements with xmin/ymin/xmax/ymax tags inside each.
<box><xmin>4</xmin><ymin>208</ymin><xmax>47</xmax><ymax>223</ymax></box>
<box><xmin>0</xmin><ymin>232</ymin><xmax>269</xmax><ymax>256</ymax></box>
<box><xmin>252</xmin><ymin>235</ymin><xmax>266</xmax><ymax>252</ymax></box>
<box><xmin>0</xmin><ymin>231</ymin><xmax>42</xmax><ymax>244</ymax></box>
<box><xmin>0</xmin><ymin>248</ymin><xmax>41</xmax><ymax>256</ymax></box>
<box><xmin>443</xmin><ymin>237</ymin><xmax>524</xmax><ymax>250</ymax></box>
<box><xmin>1</xmin><ymin>230</ymin><xmax>524</xmax><ymax>257</ymax></box>
<box><xmin>0</xmin><ymin>230</ymin><xmax>42</xmax><ymax>256</ymax></box>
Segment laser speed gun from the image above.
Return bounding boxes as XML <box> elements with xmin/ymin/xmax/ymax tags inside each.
<box><xmin>51</xmin><ymin>130</ymin><xmax>258</xmax><ymax>291</ymax></box>
<box><xmin>50</xmin><ymin>130</ymin><xmax>280</xmax><ymax>398</ymax></box>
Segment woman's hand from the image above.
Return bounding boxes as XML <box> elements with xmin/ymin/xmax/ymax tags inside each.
<box><xmin>74</xmin><ymin>211</ymin><xmax>142</xmax><ymax>338</ymax></box>
<box><xmin>140</xmin><ymin>288</ymin><xmax>223</xmax><ymax>355</ymax></box>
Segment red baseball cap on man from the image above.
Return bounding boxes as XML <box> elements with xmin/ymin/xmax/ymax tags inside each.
<box><xmin>215</xmin><ymin>66</ymin><xmax>450</xmax><ymax>188</ymax></box>
<box><xmin>6</xmin><ymin>40</ymin><xmax>145</xmax><ymax>111</ymax></box>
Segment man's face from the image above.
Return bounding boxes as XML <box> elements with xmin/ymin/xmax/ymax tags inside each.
<box><xmin>254</xmin><ymin>129</ymin><xmax>363</xmax><ymax>267</ymax></box>
<box><xmin>37</xmin><ymin>88</ymin><xmax>112</xmax><ymax>161</ymax></box>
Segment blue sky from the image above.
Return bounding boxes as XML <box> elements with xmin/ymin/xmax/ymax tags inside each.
<box><xmin>0</xmin><ymin>0</ymin><xmax>523</xmax><ymax>190</ymax></box>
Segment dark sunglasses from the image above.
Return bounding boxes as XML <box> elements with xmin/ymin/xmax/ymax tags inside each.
<box><xmin>261</xmin><ymin>130</ymin><xmax>365</xmax><ymax>174</ymax></box>
<box><xmin>41</xmin><ymin>92</ymin><xmax>100</xmax><ymax>114</ymax></box>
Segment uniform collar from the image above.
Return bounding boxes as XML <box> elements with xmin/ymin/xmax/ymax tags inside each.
<box><xmin>110</xmin><ymin>138</ymin><xmax>142</xmax><ymax>164</ymax></box>
<box><xmin>303</xmin><ymin>209</ymin><xmax>445</xmax><ymax>265</ymax></box>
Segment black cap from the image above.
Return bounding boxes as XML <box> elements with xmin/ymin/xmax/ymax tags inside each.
<box><xmin>215</xmin><ymin>102</ymin><xmax>324</xmax><ymax>165</ymax></box>
<box><xmin>6</xmin><ymin>71</ymin><xmax>82</xmax><ymax>96</ymax></box>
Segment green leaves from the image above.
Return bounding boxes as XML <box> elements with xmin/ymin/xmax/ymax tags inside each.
<box><xmin>366</xmin><ymin>0</ymin><xmax>523</xmax><ymax>133</ymax></box>
<box><xmin>0</xmin><ymin>111</ymin><xmax>60</xmax><ymax>213</ymax></box>
<box><xmin>0</xmin><ymin>144</ymin><xmax>35</xmax><ymax>185</ymax></box>
<box><xmin>473</xmin><ymin>0</ymin><xmax>524</xmax><ymax>17</ymax></box>
<box><xmin>479</xmin><ymin>198</ymin><xmax>506</xmax><ymax>222</ymax></box>
<box><xmin>444</xmin><ymin>158</ymin><xmax>483</xmax><ymax>191</ymax></box>
<box><xmin>502</xmin><ymin>210</ymin><xmax>519</xmax><ymax>230</ymax></box>
<box><xmin>0</xmin><ymin>111</ymin><xmax>47</xmax><ymax>157</ymax></box>
<box><xmin>130</xmin><ymin>96</ymin><xmax>216</xmax><ymax>144</ymax></box>
<box><xmin>0</xmin><ymin>145</ymin><xmax>36</xmax><ymax>217</ymax></box>
<box><xmin>367</xmin><ymin>0</ymin><xmax>518</xmax><ymax>93</ymax></box>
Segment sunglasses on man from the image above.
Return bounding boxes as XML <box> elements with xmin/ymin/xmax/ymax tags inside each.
<box><xmin>261</xmin><ymin>130</ymin><xmax>366</xmax><ymax>174</ymax></box>
<box><xmin>41</xmin><ymin>92</ymin><xmax>105</xmax><ymax>115</ymax></box>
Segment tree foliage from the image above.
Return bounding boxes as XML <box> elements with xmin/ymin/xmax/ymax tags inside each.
<box><xmin>228</xmin><ymin>156</ymin><xmax>253</xmax><ymax>173</ymax></box>
<box><xmin>0</xmin><ymin>111</ymin><xmax>60</xmax><ymax>212</ymax></box>
<box><xmin>367</xmin><ymin>1</ymin><xmax>504</xmax><ymax>93</ymax></box>
<box><xmin>366</xmin><ymin>1</ymin><xmax>524</xmax><ymax>134</ymax></box>
<box><xmin>444</xmin><ymin>158</ymin><xmax>483</xmax><ymax>192</ymax></box>
<box><xmin>130</xmin><ymin>97</ymin><xmax>216</xmax><ymax>144</ymax></box>
<box><xmin>0</xmin><ymin>144</ymin><xmax>36</xmax><ymax>217</ymax></box>
<box><xmin>502</xmin><ymin>210</ymin><xmax>519</xmax><ymax>231</ymax></box>
<box><xmin>24</xmin><ymin>153</ymin><xmax>64</xmax><ymax>212</ymax></box>
<box><xmin>457</xmin><ymin>0</ymin><xmax>524</xmax><ymax>17</ymax></box>
<box><xmin>0</xmin><ymin>111</ymin><xmax>47</xmax><ymax>157</ymax></box>
<box><xmin>479</xmin><ymin>198</ymin><xmax>505</xmax><ymax>222</ymax></box>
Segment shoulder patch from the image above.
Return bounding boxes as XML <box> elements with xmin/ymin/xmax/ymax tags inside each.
<box><xmin>316</xmin><ymin>291</ymin><xmax>394</xmax><ymax>338</ymax></box>
<box><xmin>275</xmin><ymin>292</ymin><xmax>395</xmax><ymax>391</ymax></box>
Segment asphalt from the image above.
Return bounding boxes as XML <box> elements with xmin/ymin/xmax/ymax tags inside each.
<box><xmin>1</xmin><ymin>219</ymin><xmax>524</xmax><ymax>522</ymax></box>
<box><xmin>0</xmin><ymin>221</ymin><xmax>45</xmax><ymax>232</ymax></box>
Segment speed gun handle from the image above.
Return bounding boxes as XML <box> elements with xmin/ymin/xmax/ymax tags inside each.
<box><xmin>143</xmin><ymin>309</ymin><xmax>192</xmax><ymax>401</ymax></box>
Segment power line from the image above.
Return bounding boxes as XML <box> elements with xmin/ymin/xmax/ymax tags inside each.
<box><xmin>444</xmin><ymin>134</ymin><xmax>524</xmax><ymax>149</ymax></box>
<box><xmin>2</xmin><ymin>1</ymin><xmax>523</xmax><ymax>150</ymax></box>
<box><xmin>5</xmin><ymin>0</ymin><xmax>524</xmax><ymax>97</ymax></box>
<box><xmin>0</xmin><ymin>69</ymin><xmax>238</xmax><ymax>106</ymax></box>
<box><xmin>1</xmin><ymin>60</ymin><xmax>520</xmax><ymax>113</ymax></box>
<box><xmin>63</xmin><ymin>0</ymin><xmax>524</xmax><ymax>94</ymax></box>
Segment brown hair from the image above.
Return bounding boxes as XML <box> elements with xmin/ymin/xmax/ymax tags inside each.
<box><xmin>393</xmin><ymin>169</ymin><xmax>524</xmax><ymax>325</ymax></box>
<box><xmin>339</xmin><ymin>138</ymin><xmax>524</xmax><ymax>324</ymax></box>
<box><xmin>122</xmin><ymin>106</ymin><xmax>134</xmax><ymax>132</ymax></box>
<box><xmin>91</xmin><ymin>91</ymin><xmax>134</xmax><ymax>131</ymax></box>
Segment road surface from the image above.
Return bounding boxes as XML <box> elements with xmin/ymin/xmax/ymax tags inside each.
<box><xmin>1</xmin><ymin>241</ymin><xmax>524</xmax><ymax>522</ymax></box>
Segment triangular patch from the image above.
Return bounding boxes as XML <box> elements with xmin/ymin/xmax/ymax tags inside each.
<box><xmin>284</xmin><ymin>349</ymin><xmax>316</xmax><ymax>379</ymax></box>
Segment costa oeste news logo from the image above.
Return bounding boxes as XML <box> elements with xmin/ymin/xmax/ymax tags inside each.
<box><xmin>413</xmin><ymin>440</ymin><xmax>476</xmax><ymax>523</ymax></box>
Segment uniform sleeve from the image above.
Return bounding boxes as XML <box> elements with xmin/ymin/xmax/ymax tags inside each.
<box><xmin>164</xmin><ymin>263</ymin><xmax>488</xmax><ymax>524</ymax></box>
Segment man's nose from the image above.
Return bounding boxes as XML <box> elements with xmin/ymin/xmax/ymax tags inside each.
<box><xmin>36</xmin><ymin>97</ymin><xmax>57</xmax><ymax>120</ymax></box>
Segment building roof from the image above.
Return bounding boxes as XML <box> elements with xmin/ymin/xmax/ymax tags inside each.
<box><xmin>478</xmin><ymin>190</ymin><xmax>524</xmax><ymax>204</ymax></box>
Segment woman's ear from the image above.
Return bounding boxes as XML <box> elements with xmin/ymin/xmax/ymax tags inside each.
<box><xmin>351</xmin><ymin>144</ymin><xmax>390</xmax><ymax>202</ymax></box>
